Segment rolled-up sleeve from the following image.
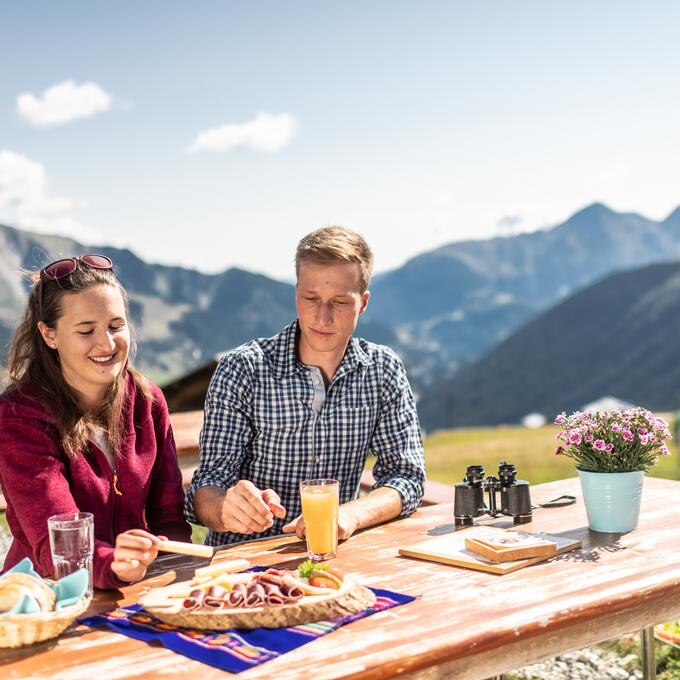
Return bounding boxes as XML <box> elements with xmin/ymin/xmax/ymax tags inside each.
<box><xmin>183</xmin><ymin>352</ymin><xmax>255</xmax><ymax>524</ymax></box>
<box><xmin>370</xmin><ymin>353</ymin><xmax>425</xmax><ymax>517</ymax></box>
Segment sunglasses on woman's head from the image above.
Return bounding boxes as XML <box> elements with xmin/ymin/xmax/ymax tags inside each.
<box><xmin>38</xmin><ymin>254</ymin><xmax>114</xmax><ymax>323</ymax></box>
<box><xmin>40</xmin><ymin>254</ymin><xmax>113</xmax><ymax>281</ymax></box>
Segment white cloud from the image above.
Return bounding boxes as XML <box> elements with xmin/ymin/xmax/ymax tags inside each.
<box><xmin>0</xmin><ymin>150</ymin><xmax>101</xmax><ymax>242</ymax></box>
<box><xmin>17</xmin><ymin>80</ymin><xmax>112</xmax><ymax>127</ymax></box>
<box><xmin>187</xmin><ymin>112</ymin><xmax>298</xmax><ymax>154</ymax></box>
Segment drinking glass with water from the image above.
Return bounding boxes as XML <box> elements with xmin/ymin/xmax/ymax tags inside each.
<box><xmin>47</xmin><ymin>512</ymin><xmax>94</xmax><ymax>596</ymax></box>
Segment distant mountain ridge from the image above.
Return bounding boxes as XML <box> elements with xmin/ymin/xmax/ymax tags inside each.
<box><xmin>367</xmin><ymin>202</ymin><xmax>680</xmax><ymax>380</ymax></box>
<box><xmin>0</xmin><ymin>224</ymin><xmax>397</xmax><ymax>380</ymax></box>
<box><xmin>2</xmin><ymin>201</ymin><xmax>680</xmax><ymax>390</ymax></box>
<box><xmin>417</xmin><ymin>261</ymin><xmax>680</xmax><ymax>430</ymax></box>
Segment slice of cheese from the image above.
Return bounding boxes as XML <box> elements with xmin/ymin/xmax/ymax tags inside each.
<box><xmin>193</xmin><ymin>558</ymin><xmax>250</xmax><ymax>581</ymax></box>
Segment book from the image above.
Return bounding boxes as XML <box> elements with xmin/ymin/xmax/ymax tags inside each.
<box><xmin>464</xmin><ymin>531</ymin><xmax>557</xmax><ymax>563</ymax></box>
<box><xmin>399</xmin><ymin>526</ymin><xmax>581</xmax><ymax>575</ymax></box>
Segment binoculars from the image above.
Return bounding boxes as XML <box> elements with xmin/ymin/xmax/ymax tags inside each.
<box><xmin>453</xmin><ymin>461</ymin><xmax>532</xmax><ymax>526</ymax></box>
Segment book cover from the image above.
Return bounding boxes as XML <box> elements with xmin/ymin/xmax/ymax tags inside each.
<box><xmin>465</xmin><ymin>531</ymin><xmax>558</xmax><ymax>563</ymax></box>
<box><xmin>399</xmin><ymin>526</ymin><xmax>580</xmax><ymax>575</ymax></box>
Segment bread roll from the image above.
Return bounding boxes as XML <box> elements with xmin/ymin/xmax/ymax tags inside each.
<box><xmin>0</xmin><ymin>573</ymin><xmax>56</xmax><ymax>613</ymax></box>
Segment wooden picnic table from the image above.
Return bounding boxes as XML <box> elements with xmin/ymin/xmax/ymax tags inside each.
<box><xmin>2</xmin><ymin>476</ymin><xmax>678</xmax><ymax>679</ymax></box>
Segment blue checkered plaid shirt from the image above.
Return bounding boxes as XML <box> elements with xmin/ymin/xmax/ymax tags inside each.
<box><xmin>184</xmin><ymin>320</ymin><xmax>425</xmax><ymax>546</ymax></box>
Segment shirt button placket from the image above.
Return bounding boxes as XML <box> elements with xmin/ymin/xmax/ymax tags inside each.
<box><xmin>309</xmin><ymin>367</ymin><xmax>326</xmax><ymax>477</ymax></box>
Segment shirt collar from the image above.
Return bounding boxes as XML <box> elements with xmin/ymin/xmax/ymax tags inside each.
<box><xmin>270</xmin><ymin>320</ymin><xmax>302</xmax><ymax>379</ymax></box>
<box><xmin>271</xmin><ymin>320</ymin><xmax>373</xmax><ymax>380</ymax></box>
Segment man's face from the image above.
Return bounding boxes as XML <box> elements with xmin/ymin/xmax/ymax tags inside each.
<box><xmin>296</xmin><ymin>261</ymin><xmax>370</xmax><ymax>359</ymax></box>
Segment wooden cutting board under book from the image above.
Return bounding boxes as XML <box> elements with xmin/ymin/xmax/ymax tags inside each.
<box><xmin>399</xmin><ymin>526</ymin><xmax>581</xmax><ymax>575</ymax></box>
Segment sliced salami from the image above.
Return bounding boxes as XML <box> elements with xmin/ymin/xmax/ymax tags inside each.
<box><xmin>182</xmin><ymin>588</ymin><xmax>206</xmax><ymax>610</ymax></box>
<box><xmin>245</xmin><ymin>582</ymin><xmax>265</xmax><ymax>607</ymax></box>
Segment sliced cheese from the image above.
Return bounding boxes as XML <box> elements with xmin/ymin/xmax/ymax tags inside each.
<box><xmin>193</xmin><ymin>558</ymin><xmax>250</xmax><ymax>580</ymax></box>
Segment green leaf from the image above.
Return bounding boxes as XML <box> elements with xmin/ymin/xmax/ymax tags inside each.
<box><xmin>297</xmin><ymin>560</ymin><xmax>328</xmax><ymax>578</ymax></box>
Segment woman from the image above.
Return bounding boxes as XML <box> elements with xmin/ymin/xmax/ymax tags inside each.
<box><xmin>0</xmin><ymin>254</ymin><xmax>191</xmax><ymax>589</ymax></box>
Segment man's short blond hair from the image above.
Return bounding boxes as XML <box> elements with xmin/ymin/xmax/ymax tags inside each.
<box><xmin>295</xmin><ymin>226</ymin><xmax>374</xmax><ymax>293</ymax></box>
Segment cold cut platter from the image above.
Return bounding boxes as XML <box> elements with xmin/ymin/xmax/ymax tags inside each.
<box><xmin>139</xmin><ymin>558</ymin><xmax>376</xmax><ymax>630</ymax></box>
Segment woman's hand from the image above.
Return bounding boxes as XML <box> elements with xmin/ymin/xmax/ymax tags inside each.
<box><xmin>111</xmin><ymin>529</ymin><xmax>163</xmax><ymax>583</ymax></box>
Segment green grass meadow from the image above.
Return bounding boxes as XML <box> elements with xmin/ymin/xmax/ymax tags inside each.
<box><xmin>423</xmin><ymin>423</ymin><xmax>680</xmax><ymax>487</ymax></box>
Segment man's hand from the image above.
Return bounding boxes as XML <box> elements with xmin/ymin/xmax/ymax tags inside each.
<box><xmin>282</xmin><ymin>488</ymin><xmax>403</xmax><ymax>541</ymax></box>
<box><xmin>211</xmin><ymin>481</ymin><xmax>286</xmax><ymax>534</ymax></box>
<box><xmin>111</xmin><ymin>529</ymin><xmax>162</xmax><ymax>583</ymax></box>
<box><xmin>282</xmin><ymin>505</ymin><xmax>360</xmax><ymax>541</ymax></box>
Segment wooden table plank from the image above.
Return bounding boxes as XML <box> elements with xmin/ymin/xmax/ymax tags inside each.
<box><xmin>2</xmin><ymin>476</ymin><xmax>679</xmax><ymax>679</ymax></box>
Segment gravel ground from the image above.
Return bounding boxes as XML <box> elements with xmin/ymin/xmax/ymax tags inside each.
<box><xmin>509</xmin><ymin>648</ymin><xmax>642</xmax><ymax>680</ymax></box>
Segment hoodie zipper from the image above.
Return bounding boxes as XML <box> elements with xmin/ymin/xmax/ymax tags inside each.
<box><xmin>112</xmin><ymin>469</ymin><xmax>123</xmax><ymax>496</ymax></box>
<box><xmin>109</xmin><ymin>466</ymin><xmax>123</xmax><ymax>547</ymax></box>
<box><xmin>87</xmin><ymin>442</ymin><xmax>122</xmax><ymax>546</ymax></box>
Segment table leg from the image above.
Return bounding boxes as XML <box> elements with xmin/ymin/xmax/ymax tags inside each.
<box><xmin>641</xmin><ymin>626</ymin><xmax>656</xmax><ymax>680</ymax></box>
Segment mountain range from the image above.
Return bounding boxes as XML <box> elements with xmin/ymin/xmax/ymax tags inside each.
<box><xmin>418</xmin><ymin>261</ymin><xmax>680</xmax><ymax>429</ymax></box>
<box><xmin>367</xmin><ymin>202</ymin><xmax>680</xmax><ymax>381</ymax></box>
<box><xmin>0</xmin><ymin>224</ymin><xmax>396</xmax><ymax>381</ymax></box>
<box><xmin>1</xmin><ymin>201</ymin><xmax>680</xmax><ymax>428</ymax></box>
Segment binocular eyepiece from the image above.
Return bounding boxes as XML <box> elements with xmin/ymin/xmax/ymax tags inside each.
<box><xmin>454</xmin><ymin>460</ymin><xmax>532</xmax><ymax>527</ymax></box>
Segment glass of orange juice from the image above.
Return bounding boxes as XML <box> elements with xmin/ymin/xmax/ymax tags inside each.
<box><xmin>300</xmin><ymin>478</ymin><xmax>339</xmax><ymax>562</ymax></box>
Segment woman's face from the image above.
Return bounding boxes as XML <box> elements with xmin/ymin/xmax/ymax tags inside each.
<box><xmin>39</xmin><ymin>284</ymin><xmax>130</xmax><ymax>406</ymax></box>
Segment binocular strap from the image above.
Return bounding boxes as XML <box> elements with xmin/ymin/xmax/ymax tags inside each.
<box><xmin>532</xmin><ymin>495</ymin><xmax>577</xmax><ymax>509</ymax></box>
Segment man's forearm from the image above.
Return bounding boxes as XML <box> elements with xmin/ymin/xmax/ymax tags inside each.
<box><xmin>341</xmin><ymin>486</ymin><xmax>403</xmax><ymax>532</ymax></box>
<box><xmin>193</xmin><ymin>485</ymin><xmax>227</xmax><ymax>531</ymax></box>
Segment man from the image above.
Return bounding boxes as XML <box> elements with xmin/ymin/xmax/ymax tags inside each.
<box><xmin>185</xmin><ymin>226</ymin><xmax>425</xmax><ymax>546</ymax></box>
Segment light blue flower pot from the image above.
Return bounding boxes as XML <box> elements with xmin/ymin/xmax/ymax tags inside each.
<box><xmin>577</xmin><ymin>469</ymin><xmax>644</xmax><ymax>533</ymax></box>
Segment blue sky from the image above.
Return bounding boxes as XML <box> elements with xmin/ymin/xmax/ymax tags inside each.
<box><xmin>1</xmin><ymin>1</ymin><xmax>679</xmax><ymax>280</ymax></box>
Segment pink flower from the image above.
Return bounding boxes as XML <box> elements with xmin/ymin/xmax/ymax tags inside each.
<box><xmin>556</xmin><ymin>407</ymin><xmax>671</xmax><ymax>471</ymax></box>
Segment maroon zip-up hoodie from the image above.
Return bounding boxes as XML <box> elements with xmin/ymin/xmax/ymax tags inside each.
<box><xmin>0</xmin><ymin>374</ymin><xmax>191</xmax><ymax>589</ymax></box>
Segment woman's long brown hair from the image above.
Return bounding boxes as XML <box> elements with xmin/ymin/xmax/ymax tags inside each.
<box><xmin>4</xmin><ymin>262</ymin><xmax>152</xmax><ymax>458</ymax></box>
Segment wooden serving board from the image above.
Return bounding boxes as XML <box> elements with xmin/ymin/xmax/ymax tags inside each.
<box><xmin>139</xmin><ymin>575</ymin><xmax>376</xmax><ymax>630</ymax></box>
<box><xmin>399</xmin><ymin>526</ymin><xmax>581</xmax><ymax>575</ymax></box>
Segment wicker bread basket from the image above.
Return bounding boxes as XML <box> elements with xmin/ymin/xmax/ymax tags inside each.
<box><xmin>0</xmin><ymin>594</ymin><xmax>92</xmax><ymax>648</ymax></box>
